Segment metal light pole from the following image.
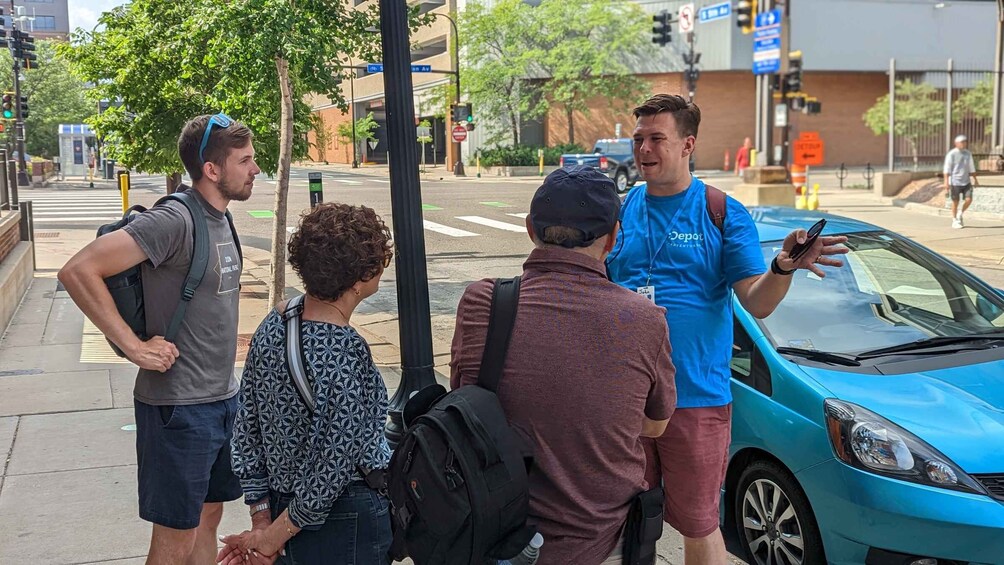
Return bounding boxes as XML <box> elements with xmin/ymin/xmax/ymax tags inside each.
<box><xmin>379</xmin><ymin>0</ymin><xmax>437</xmax><ymax>446</ymax></box>
<box><xmin>348</xmin><ymin>57</ymin><xmax>359</xmax><ymax>168</ymax></box>
<box><xmin>433</xmin><ymin>12</ymin><xmax>465</xmax><ymax>177</ymax></box>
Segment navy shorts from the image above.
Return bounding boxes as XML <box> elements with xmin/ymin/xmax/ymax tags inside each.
<box><xmin>135</xmin><ymin>396</ymin><xmax>243</xmax><ymax>530</ymax></box>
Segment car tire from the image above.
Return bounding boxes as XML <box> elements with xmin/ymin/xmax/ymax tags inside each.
<box><xmin>614</xmin><ymin>169</ymin><xmax>629</xmax><ymax>194</ymax></box>
<box><xmin>734</xmin><ymin>459</ymin><xmax>826</xmax><ymax>565</ymax></box>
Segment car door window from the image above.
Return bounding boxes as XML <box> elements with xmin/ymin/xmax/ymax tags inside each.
<box><xmin>854</xmin><ymin>247</ymin><xmax>952</xmax><ymax>318</ymax></box>
<box><xmin>732</xmin><ymin>317</ymin><xmax>772</xmax><ymax>396</ymax></box>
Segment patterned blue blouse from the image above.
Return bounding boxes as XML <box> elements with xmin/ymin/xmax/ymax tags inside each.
<box><xmin>231</xmin><ymin>309</ymin><xmax>392</xmax><ymax>529</ymax></box>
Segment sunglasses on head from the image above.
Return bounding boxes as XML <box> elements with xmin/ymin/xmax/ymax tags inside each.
<box><xmin>199</xmin><ymin>113</ymin><xmax>234</xmax><ymax>165</ymax></box>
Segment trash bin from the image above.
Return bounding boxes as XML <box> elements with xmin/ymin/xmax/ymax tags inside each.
<box><xmin>104</xmin><ymin>159</ymin><xmax>116</xmax><ymax>180</ymax></box>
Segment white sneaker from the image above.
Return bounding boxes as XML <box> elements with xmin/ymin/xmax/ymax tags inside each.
<box><xmin>957</xmin><ymin>213</ymin><xmax>964</xmax><ymax>227</ymax></box>
<box><xmin>952</xmin><ymin>219</ymin><xmax>962</xmax><ymax>229</ymax></box>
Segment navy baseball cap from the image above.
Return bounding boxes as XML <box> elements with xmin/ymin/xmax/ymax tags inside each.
<box><xmin>530</xmin><ymin>166</ymin><xmax>621</xmax><ymax>248</ymax></box>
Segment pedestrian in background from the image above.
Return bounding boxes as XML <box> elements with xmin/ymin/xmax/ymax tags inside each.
<box><xmin>451</xmin><ymin>166</ymin><xmax>676</xmax><ymax>565</ymax></box>
<box><xmin>607</xmin><ymin>94</ymin><xmax>847</xmax><ymax>565</ymax></box>
<box><xmin>944</xmin><ymin>134</ymin><xmax>980</xmax><ymax>229</ymax></box>
<box><xmin>734</xmin><ymin>137</ymin><xmax>753</xmax><ymax>177</ymax></box>
<box><xmin>220</xmin><ymin>203</ymin><xmax>394</xmax><ymax>565</ymax></box>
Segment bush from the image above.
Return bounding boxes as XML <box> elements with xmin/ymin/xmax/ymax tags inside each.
<box><xmin>479</xmin><ymin>143</ymin><xmax>589</xmax><ymax>167</ymax></box>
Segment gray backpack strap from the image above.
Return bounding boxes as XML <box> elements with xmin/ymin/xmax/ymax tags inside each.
<box><xmin>282</xmin><ymin>294</ymin><xmax>315</xmax><ymax>413</ymax></box>
<box><xmin>160</xmin><ymin>191</ymin><xmax>210</xmax><ymax>342</ymax></box>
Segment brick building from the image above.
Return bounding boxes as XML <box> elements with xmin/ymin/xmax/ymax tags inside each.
<box><xmin>309</xmin><ymin>0</ymin><xmax>998</xmax><ymax>170</ymax></box>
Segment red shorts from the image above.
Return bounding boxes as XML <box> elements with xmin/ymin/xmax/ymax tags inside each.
<box><xmin>643</xmin><ymin>404</ymin><xmax>732</xmax><ymax>539</ymax></box>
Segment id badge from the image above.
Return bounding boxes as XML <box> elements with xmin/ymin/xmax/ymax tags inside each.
<box><xmin>637</xmin><ymin>285</ymin><xmax>656</xmax><ymax>303</ymax></box>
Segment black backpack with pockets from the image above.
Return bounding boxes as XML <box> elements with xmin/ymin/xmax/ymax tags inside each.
<box><xmin>386</xmin><ymin>276</ymin><xmax>536</xmax><ymax>565</ymax></box>
<box><xmin>97</xmin><ymin>188</ymin><xmax>241</xmax><ymax>357</ymax></box>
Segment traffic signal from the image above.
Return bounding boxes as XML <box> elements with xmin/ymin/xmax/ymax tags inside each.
<box><xmin>19</xmin><ymin>35</ymin><xmax>36</xmax><ymax>70</ymax></box>
<box><xmin>19</xmin><ymin>95</ymin><xmax>28</xmax><ymax>119</ymax></box>
<box><xmin>784</xmin><ymin>50</ymin><xmax>803</xmax><ymax>93</ymax></box>
<box><xmin>736</xmin><ymin>0</ymin><xmax>756</xmax><ymax>34</ymax></box>
<box><xmin>806</xmin><ymin>97</ymin><xmax>822</xmax><ymax>115</ymax></box>
<box><xmin>452</xmin><ymin>103</ymin><xmax>471</xmax><ymax>124</ymax></box>
<box><xmin>1</xmin><ymin>93</ymin><xmax>13</xmax><ymax>120</ymax></box>
<box><xmin>652</xmin><ymin>11</ymin><xmax>671</xmax><ymax>47</ymax></box>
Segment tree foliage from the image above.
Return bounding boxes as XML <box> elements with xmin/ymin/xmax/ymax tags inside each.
<box><xmin>460</xmin><ymin>0</ymin><xmax>650</xmax><ymax>146</ymax></box>
<box><xmin>863</xmin><ymin>80</ymin><xmax>943</xmax><ymax>168</ymax></box>
<box><xmin>954</xmin><ymin>78</ymin><xmax>993</xmax><ymax>137</ymax></box>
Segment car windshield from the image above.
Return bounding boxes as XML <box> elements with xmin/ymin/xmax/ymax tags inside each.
<box><xmin>758</xmin><ymin>231</ymin><xmax>1004</xmax><ymax>355</ymax></box>
<box><xmin>606</xmin><ymin>141</ymin><xmax>632</xmax><ymax>154</ymax></box>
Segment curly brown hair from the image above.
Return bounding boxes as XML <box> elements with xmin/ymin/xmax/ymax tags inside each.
<box><xmin>288</xmin><ymin>203</ymin><xmax>393</xmax><ymax>301</ymax></box>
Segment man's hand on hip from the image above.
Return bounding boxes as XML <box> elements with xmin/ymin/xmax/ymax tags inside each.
<box><xmin>127</xmin><ymin>337</ymin><xmax>180</xmax><ymax>372</ymax></box>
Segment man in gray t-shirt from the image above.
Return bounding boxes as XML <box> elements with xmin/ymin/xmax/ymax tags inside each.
<box><xmin>944</xmin><ymin>134</ymin><xmax>980</xmax><ymax>229</ymax></box>
<box><xmin>59</xmin><ymin>114</ymin><xmax>260</xmax><ymax>563</ymax></box>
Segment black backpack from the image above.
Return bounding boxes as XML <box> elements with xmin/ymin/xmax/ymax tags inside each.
<box><xmin>387</xmin><ymin>276</ymin><xmax>536</xmax><ymax>565</ymax></box>
<box><xmin>97</xmin><ymin>188</ymin><xmax>241</xmax><ymax>357</ymax></box>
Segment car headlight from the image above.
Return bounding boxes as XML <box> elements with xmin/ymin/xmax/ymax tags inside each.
<box><xmin>824</xmin><ymin>399</ymin><xmax>988</xmax><ymax>496</ymax></box>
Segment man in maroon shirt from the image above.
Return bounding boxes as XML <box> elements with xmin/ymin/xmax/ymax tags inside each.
<box><xmin>451</xmin><ymin>166</ymin><xmax>677</xmax><ymax>565</ymax></box>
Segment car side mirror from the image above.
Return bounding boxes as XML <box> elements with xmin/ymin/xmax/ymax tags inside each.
<box><xmin>976</xmin><ymin>294</ymin><xmax>1004</xmax><ymax>321</ymax></box>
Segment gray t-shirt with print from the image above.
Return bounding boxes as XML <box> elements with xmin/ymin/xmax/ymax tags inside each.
<box><xmin>122</xmin><ymin>187</ymin><xmax>241</xmax><ymax>405</ymax></box>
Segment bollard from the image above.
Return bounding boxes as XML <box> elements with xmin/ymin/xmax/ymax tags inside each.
<box><xmin>538</xmin><ymin>148</ymin><xmax>544</xmax><ymax>177</ymax></box>
<box><xmin>8</xmin><ymin>160</ymin><xmax>18</xmax><ymax>208</ymax></box>
<box><xmin>476</xmin><ymin>151</ymin><xmax>481</xmax><ymax>179</ymax></box>
<box><xmin>0</xmin><ymin>150</ymin><xmax>7</xmax><ymax>211</ymax></box>
<box><xmin>308</xmin><ymin>172</ymin><xmax>323</xmax><ymax>208</ymax></box>
<box><xmin>18</xmin><ymin>200</ymin><xmax>35</xmax><ymax>269</ymax></box>
<box><xmin>117</xmin><ymin>170</ymin><xmax>130</xmax><ymax>213</ymax></box>
<box><xmin>836</xmin><ymin>163</ymin><xmax>848</xmax><ymax>189</ymax></box>
<box><xmin>750</xmin><ymin>149</ymin><xmax>758</xmax><ymax>169</ymax></box>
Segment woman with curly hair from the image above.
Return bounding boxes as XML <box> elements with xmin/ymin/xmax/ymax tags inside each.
<box><xmin>219</xmin><ymin>203</ymin><xmax>394</xmax><ymax>565</ymax></box>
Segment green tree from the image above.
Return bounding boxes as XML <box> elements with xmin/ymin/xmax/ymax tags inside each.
<box><xmin>527</xmin><ymin>0</ymin><xmax>651</xmax><ymax>145</ymax></box>
<box><xmin>864</xmin><ymin>80</ymin><xmax>943</xmax><ymax>169</ymax></box>
<box><xmin>460</xmin><ymin>0</ymin><xmax>537</xmax><ymax>145</ymax></box>
<box><xmin>0</xmin><ymin>40</ymin><xmax>96</xmax><ymax>159</ymax></box>
<box><xmin>336</xmin><ymin>112</ymin><xmax>379</xmax><ymax>164</ymax></box>
<box><xmin>311</xmin><ymin>114</ymin><xmax>332</xmax><ymax>163</ymax></box>
<box><xmin>954</xmin><ymin>78</ymin><xmax>993</xmax><ymax>137</ymax></box>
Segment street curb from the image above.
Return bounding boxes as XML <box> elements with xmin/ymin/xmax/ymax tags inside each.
<box><xmin>890</xmin><ymin>197</ymin><xmax>1004</xmax><ymax>223</ymax></box>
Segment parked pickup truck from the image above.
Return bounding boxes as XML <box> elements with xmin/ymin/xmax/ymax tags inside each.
<box><xmin>559</xmin><ymin>138</ymin><xmax>639</xmax><ymax>193</ymax></box>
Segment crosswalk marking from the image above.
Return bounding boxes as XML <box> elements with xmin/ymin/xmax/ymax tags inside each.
<box><xmin>507</xmin><ymin>213</ymin><xmax>528</xmax><ymax>219</ymax></box>
<box><xmin>336</xmin><ymin>179</ymin><xmax>363</xmax><ymax>185</ymax></box>
<box><xmin>424</xmin><ymin>220</ymin><xmax>478</xmax><ymax>237</ymax></box>
<box><xmin>24</xmin><ymin>192</ymin><xmax>128</xmax><ymax>226</ymax></box>
<box><xmin>456</xmin><ymin>216</ymin><xmax>526</xmax><ymax>233</ymax></box>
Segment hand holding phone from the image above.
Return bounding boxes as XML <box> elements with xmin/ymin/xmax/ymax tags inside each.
<box><xmin>787</xmin><ymin>218</ymin><xmax>826</xmax><ymax>262</ymax></box>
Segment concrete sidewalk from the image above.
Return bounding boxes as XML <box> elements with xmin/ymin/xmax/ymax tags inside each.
<box><xmin>1</xmin><ymin>181</ymin><xmax>1001</xmax><ymax>564</ymax></box>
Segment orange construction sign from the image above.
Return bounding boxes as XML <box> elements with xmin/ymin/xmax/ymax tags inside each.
<box><xmin>793</xmin><ymin>138</ymin><xmax>824</xmax><ymax>166</ymax></box>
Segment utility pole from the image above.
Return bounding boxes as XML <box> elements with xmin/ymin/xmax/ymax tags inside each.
<box><xmin>379</xmin><ymin>0</ymin><xmax>437</xmax><ymax>446</ymax></box>
<box><xmin>7</xmin><ymin>2</ymin><xmax>29</xmax><ymax>186</ymax></box>
<box><xmin>683</xmin><ymin>31</ymin><xmax>700</xmax><ymax>172</ymax></box>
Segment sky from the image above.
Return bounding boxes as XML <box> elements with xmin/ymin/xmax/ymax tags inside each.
<box><xmin>68</xmin><ymin>0</ymin><xmax>124</xmax><ymax>34</ymax></box>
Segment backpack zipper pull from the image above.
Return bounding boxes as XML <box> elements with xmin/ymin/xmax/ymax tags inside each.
<box><xmin>445</xmin><ymin>450</ymin><xmax>465</xmax><ymax>490</ymax></box>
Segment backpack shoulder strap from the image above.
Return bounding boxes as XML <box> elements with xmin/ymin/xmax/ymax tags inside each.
<box><xmin>225</xmin><ymin>209</ymin><xmax>243</xmax><ymax>267</ymax></box>
<box><xmin>478</xmin><ymin>276</ymin><xmax>521</xmax><ymax>393</ymax></box>
<box><xmin>705</xmin><ymin>184</ymin><xmax>727</xmax><ymax>236</ymax></box>
<box><xmin>282</xmin><ymin>294</ymin><xmax>315</xmax><ymax>413</ymax></box>
<box><xmin>160</xmin><ymin>192</ymin><xmax>211</xmax><ymax>342</ymax></box>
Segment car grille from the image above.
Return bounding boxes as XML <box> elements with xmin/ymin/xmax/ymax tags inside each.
<box><xmin>973</xmin><ymin>474</ymin><xmax>1004</xmax><ymax>501</ymax></box>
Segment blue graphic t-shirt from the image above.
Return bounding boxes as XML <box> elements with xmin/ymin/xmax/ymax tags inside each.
<box><xmin>606</xmin><ymin>177</ymin><xmax>765</xmax><ymax>407</ymax></box>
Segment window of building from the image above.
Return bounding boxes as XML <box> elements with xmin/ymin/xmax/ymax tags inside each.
<box><xmin>34</xmin><ymin>15</ymin><xmax>56</xmax><ymax>30</ymax></box>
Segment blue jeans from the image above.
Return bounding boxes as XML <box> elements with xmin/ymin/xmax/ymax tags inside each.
<box><xmin>270</xmin><ymin>483</ymin><xmax>392</xmax><ymax>565</ymax></box>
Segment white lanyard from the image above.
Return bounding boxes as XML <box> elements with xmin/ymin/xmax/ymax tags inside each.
<box><xmin>641</xmin><ymin>180</ymin><xmax>698</xmax><ymax>286</ymax></box>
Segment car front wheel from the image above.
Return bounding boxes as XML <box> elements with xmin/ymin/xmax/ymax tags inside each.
<box><xmin>614</xmin><ymin>169</ymin><xmax>629</xmax><ymax>194</ymax></box>
<box><xmin>735</xmin><ymin>460</ymin><xmax>826</xmax><ymax>565</ymax></box>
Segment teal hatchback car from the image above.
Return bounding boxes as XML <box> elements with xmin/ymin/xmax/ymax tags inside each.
<box><xmin>724</xmin><ymin>208</ymin><xmax>1004</xmax><ymax>565</ymax></box>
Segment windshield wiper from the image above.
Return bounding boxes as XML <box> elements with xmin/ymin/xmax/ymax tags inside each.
<box><xmin>775</xmin><ymin>347</ymin><xmax>862</xmax><ymax>367</ymax></box>
<box><xmin>855</xmin><ymin>332</ymin><xmax>1004</xmax><ymax>359</ymax></box>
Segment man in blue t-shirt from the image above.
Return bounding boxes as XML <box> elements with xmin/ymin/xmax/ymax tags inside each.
<box><xmin>607</xmin><ymin>94</ymin><xmax>848</xmax><ymax>565</ymax></box>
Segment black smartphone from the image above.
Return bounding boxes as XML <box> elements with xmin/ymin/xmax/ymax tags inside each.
<box><xmin>788</xmin><ymin>218</ymin><xmax>826</xmax><ymax>261</ymax></box>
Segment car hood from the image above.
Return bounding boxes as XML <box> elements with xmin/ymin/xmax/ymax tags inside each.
<box><xmin>801</xmin><ymin>358</ymin><xmax>1004</xmax><ymax>474</ymax></box>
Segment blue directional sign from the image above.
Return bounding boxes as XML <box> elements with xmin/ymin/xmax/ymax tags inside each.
<box><xmin>367</xmin><ymin>63</ymin><xmax>383</xmax><ymax>73</ymax></box>
<box><xmin>365</xmin><ymin>64</ymin><xmax>433</xmax><ymax>73</ymax></box>
<box><xmin>698</xmin><ymin>2</ymin><xmax>731</xmax><ymax>24</ymax></box>
<box><xmin>412</xmin><ymin>64</ymin><xmax>432</xmax><ymax>72</ymax></box>
<box><xmin>752</xmin><ymin>9</ymin><xmax>782</xmax><ymax>75</ymax></box>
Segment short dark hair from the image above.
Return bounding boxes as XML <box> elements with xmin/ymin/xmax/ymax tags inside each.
<box><xmin>288</xmin><ymin>203</ymin><xmax>393</xmax><ymax>302</ymax></box>
<box><xmin>633</xmin><ymin>94</ymin><xmax>701</xmax><ymax>139</ymax></box>
<box><xmin>541</xmin><ymin>226</ymin><xmax>588</xmax><ymax>248</ymax></box>
<box><xmin>178</xmin><ymin>114</ymin><xmax>254</xmax><ymax>181</ymax></box>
